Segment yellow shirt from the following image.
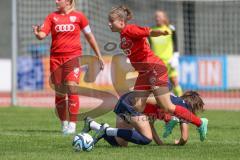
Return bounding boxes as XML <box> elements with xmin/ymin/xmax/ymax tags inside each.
<box><xmin>149</xmin><ymin>25</ymin><xmax>174</xmax><ymax>63</ymax></box>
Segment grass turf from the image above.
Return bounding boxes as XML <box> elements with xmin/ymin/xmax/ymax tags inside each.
<box><xmin>0</xmin><ymin>107</ymin><xmax>240</xmax><ymax>160</ymax></box>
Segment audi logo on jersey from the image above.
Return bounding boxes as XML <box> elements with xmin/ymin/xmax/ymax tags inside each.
<box><xmin>55</xmin><ymin>24</ymin><xmax>75</xmax><ymax>32</ymax></box>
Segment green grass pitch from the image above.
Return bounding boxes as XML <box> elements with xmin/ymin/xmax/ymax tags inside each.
<box><xmin>0</xmin><ymin>107</ymin><xmax>239</xmax><ymax>160</ymax></box>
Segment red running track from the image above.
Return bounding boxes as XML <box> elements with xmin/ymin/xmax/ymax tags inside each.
<box><xmin>0</xmin><ymin>91</ymin><xmax>240</xmax><ymax>110</ymax></box>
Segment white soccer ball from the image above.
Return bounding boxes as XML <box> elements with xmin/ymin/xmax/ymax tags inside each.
<box><xmin>72</xmin><ymin>133</ymin><xmax>94</xmax><ymax>152</ymax></box>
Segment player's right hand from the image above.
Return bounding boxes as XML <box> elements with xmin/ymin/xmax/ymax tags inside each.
<box><xmin>32</xmin><ymin>25</ymin><xmax>41</xmax><ymax>35</ymax></box>
<box><xmin>98</xmin><ymin>57</ymin><xmax>105</xmax><ymax>70</ymax></box>
<box><xmin>161</xmin><ymin>30</ymin><xmax>169</xmax><ymax>36</ymax></box>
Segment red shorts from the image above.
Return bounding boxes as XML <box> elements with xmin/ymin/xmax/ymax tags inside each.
<box><xmin>144</xmin><ymin>103</ymin><xmax>171</xmax><ymax>123</ymax></box>
<box><xmin>50</xmin><ymin>56</ymin><xmax>80</xmax><ymax>84</ymax></box>
<box><xmin>133</xmin><ymin>62</ymin><xmax>168</xmax><ymax>90</ymax></box>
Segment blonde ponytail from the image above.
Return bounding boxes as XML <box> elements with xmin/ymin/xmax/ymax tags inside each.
<box><xmin>69</xmin><ymin>0</ymin><xmax>76</xmax><ymax>10</ymax></box>
<box><xmin>109</xmin><ymin>5</ymin><xmax>133</xmax><ymax>22</ymax></box>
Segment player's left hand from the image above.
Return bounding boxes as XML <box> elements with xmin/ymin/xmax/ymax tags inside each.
<box><xmin>174</xmin><ymin>139</ymin><xmax>187</xmax><ymax>145</ymax></box>
<box><xmin>157</xmin><ymin>139</ymin><xmax>164</xmax><ymax>145</ymax></box>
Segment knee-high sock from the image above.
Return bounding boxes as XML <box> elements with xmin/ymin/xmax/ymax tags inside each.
<box><xmin>90</xmin><ymin>121</ymin><xmax>102</xmax><ymax>131</ymax></box>
<box><xmin>106</xmin><ymin>128</ymin><xmax>151</xmax><ymax>145</ymax></box>
<box><xmin>68</xmin><ymin>94</ymin><xmax>79</xmax><ymax>122</ymax></box>
<box><xmin>102</xmin><ymin>134</ymin><xmax>120</xmax><ymax>147</ymax></box>
<box><xmin>144</xmin><ymin>103</ymin><xmax>172</xmax><ymax>123</ymax></box>
<box><xmin>174</xmin><ymin>105</ymin><xmax>202</xmax><ymax>127</ymax></box>
<box><xmin>55</xmin><ymin>95</ymin><xmax>67</xmax><ymax>121</ymax></box>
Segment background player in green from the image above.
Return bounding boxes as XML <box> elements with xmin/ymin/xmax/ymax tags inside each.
<box><xmin>149</xmin><ymin>10</ymin><xmax>183</xmax><ymax>96</ymax></box>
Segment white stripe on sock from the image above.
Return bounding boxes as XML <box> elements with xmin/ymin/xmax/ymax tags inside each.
<box><xmin>106</xmin><ymin>128</ymin><xmax>118</xmax><ymax>136</ymax></box>
<box><xmin>90</xmin><ymin>121</ymin><xmax>101</xmax><ymax>131</ymax></box>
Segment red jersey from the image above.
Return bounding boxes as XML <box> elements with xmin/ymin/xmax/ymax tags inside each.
<box><xmin>120</xmin><ymin>24</ymin><xmax>165</xmax><ymax>71</ymax></box>
<box><xmin>41</xmin><ymin>10</ymin><xmax>89</xmax><ymax>57</ymax></box>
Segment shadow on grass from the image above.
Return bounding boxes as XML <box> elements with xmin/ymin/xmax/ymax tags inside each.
<box><xmin>95</xmin><ymin>143</ymin><xmax>180</xmax><ymax>149</ymax></box>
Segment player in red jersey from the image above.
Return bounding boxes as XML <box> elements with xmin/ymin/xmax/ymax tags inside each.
<box><xmin>32</xmin><ymin>0</ymin><xmax>104</xmax><ymax>134</ymax></box>
<box><xmin>95</xmin><ymin>5</ymin><xmax>208</xmax><ymax>143</ymax></box>
<box><xmin>80</xmin><ymin>6</ymin><xmax>207</xmax><ymax>147</ymax></box>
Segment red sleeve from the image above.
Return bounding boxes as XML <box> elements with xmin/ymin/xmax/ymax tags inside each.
<box><xmin>125</xmin><ymin>25</ymin><xmax>150</xmax><ymax>39</ymax></box>
<box><xmin>79</xmin><ymin>13</ymin><xmax>89</xmax><ymax>29</ymax></box>
<box><xmin>40</xmin><ymin>14</ymin><xmax>52</xmax><ymax>35</ymax></box>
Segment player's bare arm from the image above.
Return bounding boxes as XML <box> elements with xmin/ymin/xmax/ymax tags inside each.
<box><xmin>32</xmin><ymin>25</ymin><xmax>47</xmax><ymax>40</ymax></box>
<box><xmin>149</xmin><ymin>29</ymin><xmax>169</xmax><ymax>37</ymax></box>
<box><xmin>84</xmin><ymin>32</ymin><xmax>105</xmax><ymax>70</ymax></box>
<box><xmin>149</xmin><ymin>120</ymin><xmax>163</xmax><ymax>145</ymax></box>
<box><xmin>175</xmin><ymin>123</ymin><xmax>189</xmax><ymax>145</ymax></box>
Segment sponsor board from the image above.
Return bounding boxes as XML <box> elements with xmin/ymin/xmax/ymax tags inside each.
<box><xmin>179</xmin><ymin>56</ymin><xmax>227</xmax><ymax>90</ymax></box>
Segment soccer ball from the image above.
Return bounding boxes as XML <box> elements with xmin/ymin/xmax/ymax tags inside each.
<box><xmin>72</xmin><ymin>133</ymin><xmax>94</xmax><ymax>152</ymax></box>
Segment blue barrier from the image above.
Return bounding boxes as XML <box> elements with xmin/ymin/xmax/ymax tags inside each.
<box><xmin>17</xmin><ymin>56</ymin><xmax>44</xmax><ymax>91</ymax></box>
<box><xmin>178</xmin><ymin>55</ymin><xmax>227</xmax><ymax>90</ymax></box>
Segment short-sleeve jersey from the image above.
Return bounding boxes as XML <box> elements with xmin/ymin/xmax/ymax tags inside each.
<box><xmin>120</xmin><ymin>24</ymin><xmax>165</xmax><ymax>71</ymax></box>
<box><xmin>41</xmin><ymin>11</ymin><xmax>89</xmax><ymax>56</ymax></box>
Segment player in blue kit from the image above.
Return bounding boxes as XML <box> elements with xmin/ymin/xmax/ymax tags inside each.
<box><xmin>144</xmin><ymin>91</ymin><xmax>205</xmax><ymax>145</ymax></box>
<box><xmin>81</xmin><ymin>91</ymin><xmax>205</xmax><ymax>146</ymax></box>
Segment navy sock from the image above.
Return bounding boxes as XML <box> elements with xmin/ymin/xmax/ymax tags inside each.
<box><xmin>116</xmin><ymin>129</ymin><xmax>151</xmax><ymax>145</ymax></box>
<box><xmin>103</xmin><ymin>134</ymin><xmax>120</xmax><ymax>147</ymax></box>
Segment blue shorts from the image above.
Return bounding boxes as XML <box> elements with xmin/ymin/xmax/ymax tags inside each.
<box><xmin>114</xmin><ymin>92</ymin><xmax>142</xmax><ymax>122</ymax></box>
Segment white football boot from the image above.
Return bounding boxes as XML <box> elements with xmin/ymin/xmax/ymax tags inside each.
<box><xmin>93</xmin><ymin>123</ymin><xmax>109</xmax><ymax>144</ymax></box>
<box><xmin>62</xmin><ymin>121</ymin><xmax>69</xmax><ymax>133</ymax></box>
<box><xmin>64</xmin><ymin>122</ymin><xmax>76</xmax><ymax>135</ymax></box>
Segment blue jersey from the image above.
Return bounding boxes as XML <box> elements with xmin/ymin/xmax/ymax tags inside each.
<box><xmin>170</xmin><ymin>93</ymin><xmax>190</xmax><ymax>109</ymax></box>
<box><xmin>114</xmin><ymin>92</ymin><xmax>193</xmax><ymax>124</ymax></box>
<box><xmin>170</xmin><ymin>93</ymin><xmax>192</xmax><ymax>123</ymax></box>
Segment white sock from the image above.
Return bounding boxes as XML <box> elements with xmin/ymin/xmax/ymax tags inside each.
<box><xmin>61</xmin><ymin>121</ymin><xmax>69</xmax><ymax>132</ymax></box>
<box><xmin>62</xmin><ymin>121</ymin><xmax>68</xmax><ymax>127</ymax></box>
<box><xmin>106</xmin><ymin>127</ymin><xmax>118</xmax><ymax>136</ymax></box>
<box><xmin>69</xmin><ymin>122</ymin><xmax>76</xmax><ymax>130</ymax></box>
<box><xmin>90</xmin><ymin>121</ymin><xmax>101</xmax><ymax>131</ymax></box>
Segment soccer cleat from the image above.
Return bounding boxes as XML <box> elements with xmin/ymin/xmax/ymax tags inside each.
<box><xmin>163</xmin><ymin>118</ymin><xmax>179</xmax><ymax>138</ymax></box>
<box><xmin>63</xmin><ymin>122</ymin><xmax>76</xmax><ymax>135</ymax></box>
<box><xmin>198</xmin><ymin>118</ymin><xmax>208</xmax><ymax>142</ymax></box>
<box><xmin>64</xmin><ymin>128</ymin><xmax>76</xmax><ymax>135</ymax></box>
<box><xmin>93</xmin><ymin>123</ymin><xmax>109</xmax><ymax>144</ymax></box>
<box><xmin>61</xmin><ymin>121</ymin><xmax>69</xmax><ymax>133</ymax></box>
<box><xmin>81</xmin><ymin>117</ymin><xmax>93</xmax><ymax>133</ymax></box>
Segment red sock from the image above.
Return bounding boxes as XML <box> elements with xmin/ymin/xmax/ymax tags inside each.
<box><xmin>68</xmin><ymin>95</ymin><xmax>79</xmax><ymax>122</ymax></box>
<box><xmin>55</xmin><ymin>95</ymin><xmax>67</xmax><ymax>121</ymax></box>
<box><xmin>144</xmin><ymin>103</ymin><xmax>171</xmax><ymax>122</ymax></box>
<box><xmin>174</xmin><ymin>105</ymin><xmax>202</xmax><ymax>127</ymax></box>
